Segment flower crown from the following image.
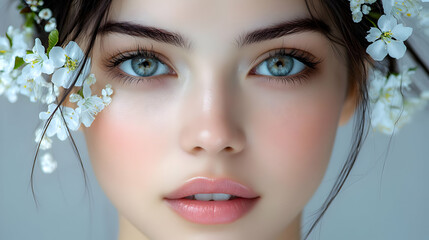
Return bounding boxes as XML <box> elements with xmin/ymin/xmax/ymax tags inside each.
<box><xmin>0</xmin><ymin>0</ymin><xmax>428</xmax><ymax>173</ymax></box>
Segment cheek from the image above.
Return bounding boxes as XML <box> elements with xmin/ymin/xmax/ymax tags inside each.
<box><xmin>256</xmin><ymin>97</ymin><xmax>339</xmax><ymax>184</ymax></box>
<box><xmin>83</xmin><ymin>93</ymin><xmax>169</xmax><ymax>203</ymax></box>
<box><xmin>248</xmin><ymin>71</ymin><xmax>346</xmax><ymax>206</ymax></box>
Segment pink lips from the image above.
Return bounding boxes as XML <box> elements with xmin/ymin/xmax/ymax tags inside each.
<box><xmin>164</xmin><ymin>177</ymin><xmax>260</xmax><ymax>224</ymax></box>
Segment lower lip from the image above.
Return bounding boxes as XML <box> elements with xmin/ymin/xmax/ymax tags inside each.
<box><xmin>164</xmin><ymin>197</ymin><xmax>259</xmax><ymax>224</ymax></box>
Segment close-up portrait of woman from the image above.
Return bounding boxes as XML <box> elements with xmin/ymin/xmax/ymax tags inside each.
<box><xmin>0</xmin><ymin>0</ymin><xmax>428</xmax><ymax>239</ymax></box>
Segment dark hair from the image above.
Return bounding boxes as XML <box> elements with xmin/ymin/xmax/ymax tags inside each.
<box><xmin>25</xmin><ymin>0</ymin><xmax>428</xmax><ymax>239</ymax></box>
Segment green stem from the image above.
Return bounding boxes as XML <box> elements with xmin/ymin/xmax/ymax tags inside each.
<box><xmin>365</xmin><ymin>16</ymin><xmax>378</xmax><ymax>28</ymax></box>
<box><xmin>368</xmin><ymin>11</ymin><xmax>382</xmax><ymax>20</ymax></box>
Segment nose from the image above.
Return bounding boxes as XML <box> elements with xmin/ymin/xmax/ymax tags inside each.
<box><xmin>178</xmin><ymin>74</ymin><xmax>246</xmax><ymax>157</ymax></box>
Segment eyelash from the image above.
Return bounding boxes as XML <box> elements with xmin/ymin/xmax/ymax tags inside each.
<box><xmin>104</xmin><ymin>46</ymin><xmax>321</xmax><ymax>86</ymax></box>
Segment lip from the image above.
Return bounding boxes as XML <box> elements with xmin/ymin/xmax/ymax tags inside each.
<box><xmin>164</xmin><ymin>177</ymin><xmax>260</xmax><ymax>199</ymax></box>
<box><xmin>163</xmin><ymin>177</ymin><xmax>260</xmax><ymax>224</ymax></box>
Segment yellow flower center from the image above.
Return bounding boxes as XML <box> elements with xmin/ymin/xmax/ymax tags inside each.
<box><xmin>65</xmin><ymin>55</ymin><xmax>78</xmax><ymax>72</ymax></box>
<box><xmin>381</xmin><ymin>31</ymin><xmax>394</xmax><ymax>43</ymax></box>
<box><xmin>382</xmin><ymin>31</ymin><xmax>393</xmax><ymax>38</ymax></box>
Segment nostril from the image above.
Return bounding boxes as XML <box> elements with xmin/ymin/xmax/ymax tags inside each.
<box><xmin>192</xmin><ymin>146</ymin><xmax>203</xmax><ymax>153</ymax></box>
<box><xmin>224</xmin><ymin>146</ymin><xmax>233</xmax><ymax>152</ymax></box>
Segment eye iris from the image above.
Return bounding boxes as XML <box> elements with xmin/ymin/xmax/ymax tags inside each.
<box><xmin>267</xmin><ymin>55</ymin><xmax>293</xmax><ymax>76</ymax></box>
<box><xmin>131</xmin><ymin>57</ymin><xmax>158</xmax><ymax>76</ymax></box>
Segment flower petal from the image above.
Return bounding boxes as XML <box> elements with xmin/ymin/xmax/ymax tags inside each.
<box><xmin>69</xmin><ymin>93</ymin><xmax>83</xmax><ymax>103</ymax></box>
<box><xmin>41</xmin><ymin>59</ymin><xmax>55</xmax><ymax>74</ymax></box>
<box><xmin>33</xmin><ymin>38</ymin><xmax>45</xmax><ymax>55</ymax></box>
<box><xmin>0</xmin><ymin>37</ymin><xmax>10</xmax><ymax>50</ymax></box>
<box><xmin>49</xmin><ymin>46</ymin><xmax>66</xmax><ymax>68</ymax></box>
<box><xmin>382</xmin><ymin>0</ymin><xmax>394</xmax><ymax>15</ymax></box>
<box><xmin>366</xmin><ymin>28</ymin><xmax>382</xmax><ymax>42</ymax></box>
<box><xmin>24</xmin><ymin>53</ymin><xmax>38</xmax><ymax>63</ymax></box>
<box><xmin>63</xmin><ymin>107</ymin><xmax>80</xmax><ymax>131</ymax></box>
<box><xmin>83</xmin><ymin>81</ymin><xmax>92</xmax><ymax>98</ymax></box>
<box><xmin>387</xmin><ymin>40</ymin><xmax>406</xmax><ymax>59</ymax></box>
<box><xmin>378</xmin><ymin>14</ymin><xmax>396</xmax><ymax>32</ymax></box>
<box><xmin>56</xmin><ymin>123</ymin><xmax>68</xmax><ymax>141</ymax></box>
<box><xmin>65</xmin><ymin>41</ymin><xmax>84</xmax><ymax>61</ymax></box>
<box><xmin>45</xmin><ymin>119</ymin><xmax>59</xmax><ymax>138</ymax></box>
<box><xmin>81</xmin><ymin>111</ymin><xmax>95</xmax><ymax>128</ymax></box>
<box><xmin>75</xmin><ymin>58</ymin><xmax>91</xmax><ymax>87</ymax></box>
<box><xmin>391</xmin><ymin>24</ymin><xmax>412</xmax><ymax>41</ymax></box>
<box><xmin>51</xmin><ymin>67</ymin><xmax>70</xmax><ymax>88</ymax></box>
<box><xmin>366</xmin><ymin>40</ymin><xmax>388</xmax><ymax>61</ymax></box>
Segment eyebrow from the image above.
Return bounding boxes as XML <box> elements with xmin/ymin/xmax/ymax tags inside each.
<box><xmin>98</xmin><ymin>21</ymin><xmax>191</xmax><ymax>48</ymax></box>
<box><xmin>98</xmin><ymin>17</ymin><xmax>331</xmax><ymax>49</ymax></box>
<box><xmin>236</xmin><ymin>18</ymin><xmax>331</xmax><ymax>47</ymax></box>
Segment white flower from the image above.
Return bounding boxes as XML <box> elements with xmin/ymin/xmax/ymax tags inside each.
<box><xmin>369</xmin><ymin>69</ymin><xmax>414</xmax><ymax>103</ymax></box>
<box><xmin>369</xmin><ymin>69</ymin><xmax>424</xmax><ymax>134</ymax></box>
<box><xmin>0</xmin><ymin>70</ymin><xmax>20</xmax><ymax>103</ymax></box>
<box><xmin>44</xmin><ymin>18</ymin><xmax>57</xmax><ymax>33</ymax></box>
<box><xmin>7</xmin><ymin>26</ymin><xmax>33</xmax><ymax>50</ymax></box>
<box><xmin>349</xmin><ymin>0</ymin><xmax>377</xmax><ymax>23</ymax></box>
<box><xmin>43</xmin><ymin>83</ymin><xmax>59</xmax><ymax>104</ymax></box>
<box><xmin>362</xmin><ymin>5</ymin><xmax>371</xmax><ymax>14</ymax></box>
<box><xmin>39</xmin><ymin>104</ymin><xmax>80</xmax><ymax>141</ymax></box>
<box><xmin>18</xmin><ymin>75</ymin><xmax>47</xmax><ymax>102</ymax></box>
<box><xmin>0</xmin><ymin>26</ymin><xmax>29</xmax><ymax>73</ymax></box>
<box><xmin>6</xmin><ymin>26</ymin><xmax>34</xmax><ymax>48</ymax></box>
<box><xmin>0</xmin><ymin>38</ymin><xmax>15</xmax><ymax>73</ymax></box>
<box><xmin>22</xmin><ymin>38</ymin><xmax>65</xmax><ymax>78</ymax></box>
<box><xmin>382</xmin><ymin>0</ymin><xmax>423</xmax><ymax>18</ymax></box>
<box><xmin>52</xmin><ymin>41</ymin><xmax>90</xmax><ymax>88</ymax></box>
<box><xmin>102</xmin><ymin>84</ymin><xmax>113</xmax><ymax>105</ymax></box>
<box><xmin>366</xmin><ymin>14</ymin><xmax>413</xmax><ymax>61</ymax></box>
<box><xmin>34</xmin><ymin>128</ymin><xmax>53</xmax><ymax>150</ymax></box>
<box><xmin>38</xmin><ymin>8</ymin><xmax>52</xmax><ymax>20</ymax></box>
<box><xmin>16</xmin><ymin>74</ymin><xmax>57</xmax><ymax>103</ymax></box>
<box><xmin>375</xmin><ymin>97</ymin><xmax>427</xmax><ymax>134</ymax></box>
<box><xmin>40</xmin><ymin>153</ymin><xmax>57</xmax><ymax>174</ymax></box>
<box><xmin>25</xmin><ymin>0</ymin><xmax>44</xmax><ymax>12</ymax></box>
<box><xmin>70</xmin><ymin>77</ymin><xmax>105</xmax><ymax>127</ymax></box>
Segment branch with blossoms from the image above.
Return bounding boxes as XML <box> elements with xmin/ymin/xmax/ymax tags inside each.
<box><xmin>0</xmin><ymin>0</ymin><xmax>113</xmax><ymax>173</ymax></box>
<box><xmin>349</xmin><ymin>0</ymin><xmax>429</xmax><ymax>134</ymax></box>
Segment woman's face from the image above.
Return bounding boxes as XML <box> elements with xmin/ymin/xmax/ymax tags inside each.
<box><xmin>83</xmin><ymin>0</ymin><xmax>353</xmax><ymax>239</ymax></box>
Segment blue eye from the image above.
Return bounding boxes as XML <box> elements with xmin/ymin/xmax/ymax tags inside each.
<box><xmin>119</xmin><ymin>56</ymin><xmax>171</xmax><ymax>77</ymax></box>
<box><xmin>254</xmin><ymin>54</ymin><xmax>306</xmax><ymax>77</ymax></box>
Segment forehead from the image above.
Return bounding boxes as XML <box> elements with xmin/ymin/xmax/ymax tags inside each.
<box><xmin>108</xmin><ymin>0</ymin><xmax>315</xmax><ymax>43</ymax></box>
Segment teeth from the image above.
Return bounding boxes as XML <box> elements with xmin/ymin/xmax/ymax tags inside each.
<box><xmin>212</xmin><ymin>193</ymin><xmax>231</xmax><ymax>201</ymax></box>
<box><xmin>186</xmin><ymin>193</ymin><xmax>233</xmax><ymax>201</ymax></box>
<box><xmin>195</xmin><ymin>193</ymin><xmax>213</xmax><ymax>201</ymax></box>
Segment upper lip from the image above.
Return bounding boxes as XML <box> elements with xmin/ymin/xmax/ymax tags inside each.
<box><xmin>164</xmin><ymin>177</ymin><xmax>260</xmax><ymax>200</ymax></box>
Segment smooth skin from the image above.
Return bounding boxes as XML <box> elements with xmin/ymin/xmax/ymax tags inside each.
<box><xmin>80</xmin><ymin>0</ymin><xmax>356</xmax><ymax>239</ymax></box>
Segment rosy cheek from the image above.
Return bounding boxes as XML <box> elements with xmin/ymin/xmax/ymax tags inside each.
<box><xmin>83</xmin><ymin>97</ymin><xmax>165</xmax><ymax>198</ymax></box>
<box><xmin>252</xmin><ymin>90</ymin><xmax>342</xmax><ymax>194</ymax></box>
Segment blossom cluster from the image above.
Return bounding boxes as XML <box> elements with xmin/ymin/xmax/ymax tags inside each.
<box><xmin>369</xmin><ymin>69</ymin><xmax>427</xmax><ymax>134</ymax></box>
<box><xmin>23</xmin><ymin>0</ymin><xmax>57</xmax><ymax>32</ymax></box>
<box><xmin>349</xmin><ymin>0</ymin><xmax>429</xmax><ymax>134</ymax></box>
<box><xmin>1</xmin><ymin>26</ymin><xmax>113</xmax><ymax>143</ymax></box>
<box><xmin>350</xmin><ymin>0</ymin><xmax>377</xmax><ymax>23</ymax></box>
<box><xmin>0</xmin><ymin>3</ymin><xmax>113</xmax><ymax>172</ymax></box>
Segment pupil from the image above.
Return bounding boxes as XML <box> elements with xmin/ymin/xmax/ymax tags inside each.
<box><xmin>142</xmin><ymin>61</ymin><xmax>150</xmax><ymax>68</ymax></box>
<box><xmin>267</xmin><ymin>55</ymin><xmax>293</xmax><ymax>76</ymax></box>
<box><xmin>131</xmin><ymin>57</ymin><xmax>158</xmax><ymax>76</ymax></box>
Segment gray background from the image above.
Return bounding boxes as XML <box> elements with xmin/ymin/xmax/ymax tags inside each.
<box><xmin>1</xmin><ymin>1</ymin><xmax>428</xmax><ymax>239</ymax></box>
